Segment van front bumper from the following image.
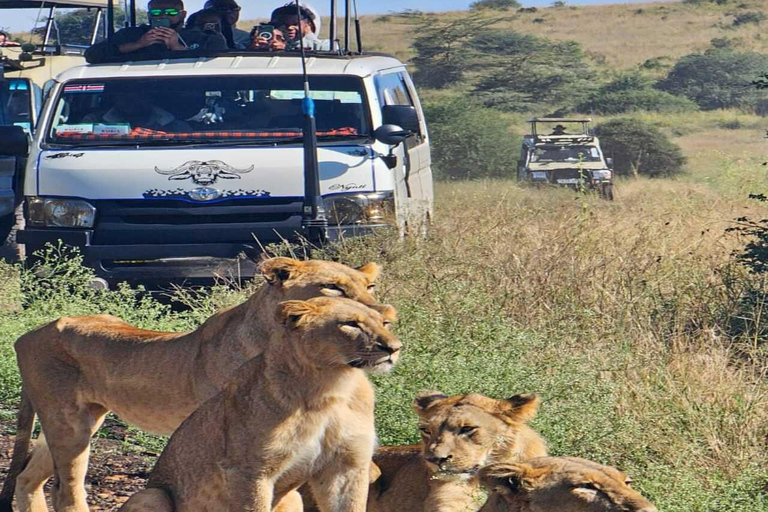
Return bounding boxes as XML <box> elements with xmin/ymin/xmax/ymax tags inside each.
<box><xmin>17</xmin><ymin>224</ymin><xmax>384</xmax><ymax>288</ymax></box>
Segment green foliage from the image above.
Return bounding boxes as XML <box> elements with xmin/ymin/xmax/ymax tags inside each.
<box><xmin>594</xmin><ymin>118</ymin><xmax>686</xmax><ymax>177</ymax></box>
<box><xmin>683</xmin><ymin>0</ymin><xmax>729</xmax><ymax>5</ymax></box>
<box><xmin>49</xmin><ymin>7</ymin><xmax>148</xmax><ymax>46</ymax></box>
<box><xmin>423</xmin><ymin>98</ymin><xmax>518</xmax><ymax>179</ymax></box>
<box><xmin>732</xmin><ymin>11</ymin><xmax>766</xmax><ymax>26</ymax></box>
<box><xmin>469</xmin><ymin>30</ymin><xmax>595</xmax><ymax>112</ymax></box>
<box><xmin>577</xmin><ymin>72</ymin><xmax>698</xmax><ymax>114</ymax></box>
<box><xmin>469</xmin><ymin>0</ymin><xmax>521</xmax><ymax>11</ymax></box>
<box><xmin>728</xmin><ymin>194</ymin><xmax>768</xmax><ymax>274</ymax></box>
<box><xmin>656</xmin><ymin>49</ymin><xmax>768</xmax><ymax>111</ymax></box>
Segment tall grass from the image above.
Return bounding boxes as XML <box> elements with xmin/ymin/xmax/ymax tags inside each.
<box><xmin>0</xmin><ymin>180</ymin><xmax>767</xmax><ymax>511</ymax></box>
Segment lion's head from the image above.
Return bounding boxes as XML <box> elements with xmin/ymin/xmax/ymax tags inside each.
<box><xmin>478</xmin><ymin>458</ymin><xmax>657</xmax><ymax>512</ymax></box>
<box><xmin>277</xmin><ymin>297</ymin><xmax>402</xmax><ymax>373</ymax></box>
<box><xmin>413</xmin><ymin>392</ymin><xmax>546</xmax><ymax>477</ymax></box>
<box><xmin>260</xmin><ymin>257</ymin><xmax>395</xmax><ymax>320</ymax></box>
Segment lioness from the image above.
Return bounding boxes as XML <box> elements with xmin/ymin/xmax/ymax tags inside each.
<box><xmin>119</xmin><ymin>297</ymin><xmax>402</xmax><ymax>512</ymax></box>
<box><xmin>0</xmin><ymin>257</ymin><xmax>390</xmax><ymax>512</ymax></box>
<box><xmin>478</xmin><ymin>458</ymin><xmax>658</xmax><ymax>512</ymax></box>
<box><xmin>366</xmin><ymin>392</ymin><xmax>548</xmax><ymax>512</ymax></box>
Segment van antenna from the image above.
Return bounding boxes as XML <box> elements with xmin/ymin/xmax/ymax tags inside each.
<box><xmin>296</xmin><ymin>0</ymin><xmax>327</xmax><ymax>242</ymax></box>
<box><xmin>353</xmin><ymin>0</ymin><xmax>362</xmax><ymax>53</ymax></box>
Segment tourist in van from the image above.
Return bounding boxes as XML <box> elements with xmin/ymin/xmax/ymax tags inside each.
<box><xmin>85</xmin><ymin>0</ymin><xmax>188</xmax><ymax>64</ymax></box>
<box><xmin>251</xmin><ymin>2</ymin><xmax>331</xmax><ymax>51</ymax></box>
<box><xmin>183</xmin><ymin>8</ymin><xmax>229</xmax><ymax>50</ymax></box>
<box><xmin>203</xmin><ymin>0</ymin><xmax>251</xmax><ymax>49</ymax></box>
<box><xmin>83</xmin><ymin>92</ymin><xmax>191</xmax><ymax>133</ymax></box>
<box><xmin>0</xmin><ymin>31</ymin><xmax>20</xmax><ymax>47</ymax></box>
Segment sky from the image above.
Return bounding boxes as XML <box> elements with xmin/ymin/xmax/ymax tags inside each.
<box><xmin>1</xmin><ymin>0</ymin><xmax>665</xmax><ymax>33</ymax></box>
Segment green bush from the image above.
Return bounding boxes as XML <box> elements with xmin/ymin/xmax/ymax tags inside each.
<box><xmin>423</xmin><ymin>99</ymin><xmax>519</xmax><ymax>180</ymax></box>
<box><xmin>656</xmin><ymin>49</ymin><xmax>768</xmax><ymax>111</ymax></box>
<box><xmin>470</xmin><ymin>0</ymin><xmax>521</xmax><ymax>11</ymax></box>
<box><xmin>577</xmin><ymin>72</ymin><xmax>698</xmax><ymax>114</ymax></box>
<box><xmin>732</xmin><ymin>11</ymin><xmax>766</xmax><ymax>26</ymax></box>
<box><xmin>594</xmin><ymin>118</ymin><xmax>686</xmax><ymax>177</ymax></box>
<box><xmin>470</xmin><ymin>31</ymin><xmax>595</xmax><ymax>112</ymax></box>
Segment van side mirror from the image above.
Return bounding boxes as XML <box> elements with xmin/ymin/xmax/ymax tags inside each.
<box><xmin>0</xmin><ymin>126</ymin><xmax>29</xmax><ymax>157</ymax></box>
<box><xmin>606</xmin><ymin>157</ymin><xmax>613</xmax><ymax>168</ymax></box>
<box><xmin>381</xmin><ymin>105</ymin><xmax>420</xmax><ymax>134</ymax></box>
<box><xmin>374</xmin><ymin>124</ymin><xmax>413</xmax><ymax>170</ymax></box>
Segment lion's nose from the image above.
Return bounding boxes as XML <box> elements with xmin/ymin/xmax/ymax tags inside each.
<box><xmin>426</xmin><ymin>454</ymin><xmax>452</xmax><ymax>467</ymax></box>
<box><xmin>376</xmin><ymin>339</ymin><xmax>401</xmax><ymax>355</ymax></box>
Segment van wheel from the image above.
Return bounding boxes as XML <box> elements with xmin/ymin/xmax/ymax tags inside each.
<box><xmin>599</xmin><ymin>183</ymin><xmax>614</xmax><ymax>201</ymax></box>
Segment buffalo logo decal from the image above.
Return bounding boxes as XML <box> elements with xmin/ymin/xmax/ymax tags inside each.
<box><xmin>154</xmin><ymin>160</ymin><xmax>254</xmax><ymax>186</ymax></box>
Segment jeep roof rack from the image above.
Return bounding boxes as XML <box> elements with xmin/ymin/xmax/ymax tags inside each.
<box><xmin>528</xmin><ymin>117</ymin><xmax>592</xmax><ymax>138</ymax></box>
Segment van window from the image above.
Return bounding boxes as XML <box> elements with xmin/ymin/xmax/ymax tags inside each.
<box><xmin>2</xmin><ymin>79</ymin><xmax>33</xmax><ymax>134</ymax></box>
<box><xmin>376</xmin><ymin>72</ymin><xmax>413</xmax><ymax>107</ymax></box>
<box><xmin>46</xmin><ymin>75</ymin><xmax>370</xmax><ymax>146</ymax></box>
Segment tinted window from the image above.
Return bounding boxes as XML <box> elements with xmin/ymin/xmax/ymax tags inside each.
<box><xmin>47</xmin><ymin>75</ymin><xmax>370</xmax><ymax>146</ymax></box>
<box><xmin>376</xmin><ymin>72</ymin><xmax>413</xmax><ymax>107</ymax></box>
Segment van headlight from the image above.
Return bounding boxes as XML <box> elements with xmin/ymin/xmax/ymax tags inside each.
<box><xmin>592</xmin><ymin>170</ymin><xmax>612</xmax><ymax>180</ymax></box>
<box><xmin>324</xmin><ymin>191</ymin><xmax>395</xmax><ymax>226</ymax></box>
<box><xmin>27</xmin><ymin>197</ymin><xmax>97</xmax><ymax>228</ymax></box>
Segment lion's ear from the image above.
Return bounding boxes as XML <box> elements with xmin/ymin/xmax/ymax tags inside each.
<box><xmin>412</xmin><ymin>391</ymin><xmax>449</xmax><ymax>414</ymax></box>
<box><xmin>497</xmin><ymin>393</ymin><xmax>540</xmax><ymax>423</ymax></box>
<box><xmin>276</xmin><ymin>300</ymin><xmax>319</xmax><ymax>328</ymax></box>
<box><xmin>261</xmin><ymin>257</ymin><xmax>302</xmax><ymax>285</ymax></box>
<box><xmin>480</xmin><ymin>463</ymin><xmax>547</xmax><ymax>496</ymax></box>
<box><xmin>356</xmin><ymin>262</ymin><xmax>381</xmax><ymax>283</ymax></box>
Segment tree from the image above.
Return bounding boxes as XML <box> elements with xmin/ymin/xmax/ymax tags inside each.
<box><xmin>469</xmin><ymin>30</ymin><xmax>595</xmax><ymax>112</ymax></box>
<box><xmin>577</xmin><ymin>71</ymin><xmax>698</xmax><ymax>114</ymax></box>
<box><xmin>423</xmin><ymin>98</ymin><xmax>519</xmax><ymax>180</ymax></box>
<box><xmin>594</xmin><ymin>118</ymin><xmax>685</xmax><ymax>178</ymax></box>
<box><xmin>656</xmin><ymin>49</ymin><xmax>768</xmax><ymax>111</ymax></box>
<box><xmin>470</xmin><ymin>0</ymin><xmax>521</xmax><ymax>11</ymax></box>
<box><xmin>45</xmin><ymin>7</ymin><xmax>147</xmax><ymax>46</ymax></box>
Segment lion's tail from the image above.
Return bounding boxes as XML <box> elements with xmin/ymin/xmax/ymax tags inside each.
<box><xmin>0</xmin><ymin>388</ymin><xmax>36</xmax><ymax>512</ymax></box>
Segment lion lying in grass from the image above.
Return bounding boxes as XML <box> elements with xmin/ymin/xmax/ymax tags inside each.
<box><xmin>478</xmin><ymin>458</ymin><xmax>657</xmax><ymax>512</ymax></box>
<box><xmin>365</xmin><ymin>392</ymin><xmax>547</xmax><ymax>512</ymax></box>
<box><xmin>0</xmin><ymin>258</ymin><xmax>390</xmax><ymax>512</ymax></box>
<box><xmin>119</xmin><ymin>297</ymin><xmax>402</xmax><ymax>512</ymax></box>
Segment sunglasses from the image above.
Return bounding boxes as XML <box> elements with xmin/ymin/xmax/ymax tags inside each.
<box><xmin>149</xmin><ymin>8</ymin><xmax>180</xmax><ymax>16</ymax></box>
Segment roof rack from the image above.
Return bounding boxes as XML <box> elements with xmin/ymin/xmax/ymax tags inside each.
<box><xmin>528</xmin><ymin>117</ymin><xmax>592</xmax><ymax>138</ymax></box>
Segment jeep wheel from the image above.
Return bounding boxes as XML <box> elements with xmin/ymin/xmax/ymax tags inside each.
<box><xmin>599</xmin><ymin>183</ymin><xmax>614</xmax><ymax>201</ymax></box>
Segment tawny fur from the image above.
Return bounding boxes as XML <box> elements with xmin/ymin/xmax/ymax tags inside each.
<box><xmin>118</xmin><ymin>297</ymin><xmax>402</xmax><ymax>512</ymax></box>
<box><xmin>0</xmin><ymin>258</ymin><xmax>389</xmax><ymax>512</ymax></box>
<box><xmin>478</xmin><ymin>457</ymin><xmax>657</xmax><ymax>512</ymax></box>
<box><xmin>366</xmin><ymin>392</ymin><xmax>548</xmax><ymax>512</ymax></box>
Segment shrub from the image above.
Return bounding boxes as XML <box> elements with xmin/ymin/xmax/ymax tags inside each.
<box><xmin>656</xmin><ymin>49</ymin><xmax>768</xmax><ymax>111</ymax></box>
<box><xmin>732</xmin><ymin>11</ymin><xmax>766</xmax><ymax>26</ymax></box>
<box><xmin>577</xmin><ymin>72</ymin><xmax>698</xmax><ymax>114</ymax></box>
<box><xmin>594</xmin><ymin>118</ymin><xmax>686</xmax><ymax>177</ymax></box>
<box><xmin>423</xmin><ymin>99</ymin><xmax>519</xmax><ymax>180</ymax></box>
<box><xmin>470</xmin><ymin>0</ymin><xmax>521</xmax><ymax>10</ymax></box>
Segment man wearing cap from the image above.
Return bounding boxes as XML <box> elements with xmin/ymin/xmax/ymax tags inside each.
<box><xmin>85</xmin><ymin>0</ymin><xmax>187</xmax><ymax>63</ymax></box>
<box><xmin>252</xmin><ymin>2</ymin><xmax>331</xmax><ymax>51</ymax></box>
<box><xmin>204</xmin><ymin>0</ymin><xmax>250</xmax><ymax>49</ymax></box>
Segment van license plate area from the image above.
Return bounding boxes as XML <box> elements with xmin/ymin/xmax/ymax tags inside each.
<box><xmin>557</xmin><ymin>178</ymin><xmax>580</xmax><ymax>184</ymax></box>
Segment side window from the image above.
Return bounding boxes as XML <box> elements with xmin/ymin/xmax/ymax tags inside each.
<box><xmin>376</xmin><ymin>72</ymin><xmax>413</xmax><ymax>108</ymax></box>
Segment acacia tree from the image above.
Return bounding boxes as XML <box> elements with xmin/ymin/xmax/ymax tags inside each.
<box><xmin>470</xmin><ymin>0</ymin><xmax>521</xmax><ymax>11</ymax></box>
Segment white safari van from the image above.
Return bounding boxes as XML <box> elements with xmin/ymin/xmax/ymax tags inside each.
<box><xmin>0</xmin><ymin>54</ymin><xmax>433</xmax><ymax>286</ymax></box>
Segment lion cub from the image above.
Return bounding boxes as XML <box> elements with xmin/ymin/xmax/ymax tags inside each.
<box><xmin>119</xmin><ymin>297</ymin><xmax>402</xmax><ymax>512</ymax></box>
<box><xmin>368</xmin><ymin>392</ymin><xmax>547</xmax><ymax>512</ymax></box>
<box><xmin>478</xmin><ymin>458</ymin><xmax>658</xmax><ymax>512</ymax></box>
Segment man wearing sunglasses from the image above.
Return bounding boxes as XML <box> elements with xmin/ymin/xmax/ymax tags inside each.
<box><xmin>85</xmin><ymin>0</ymin><xmax>188</xmax><ymax>64</ymax></box>
<box><xmin>203</xmin><ymin>0</ymin><xmax>250</xmax><ymax>49</ymax></box>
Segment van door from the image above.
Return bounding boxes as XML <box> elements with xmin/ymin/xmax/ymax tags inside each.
<box><xmin>376</xmin><ymin>71</ymin><xmax>429</xmax><ymax>225</ymax></box>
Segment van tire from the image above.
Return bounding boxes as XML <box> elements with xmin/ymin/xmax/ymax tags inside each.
<box><xmin>599</xmin><ymin>183</ymin><xmax>614</xmax><ymax>201</ymax></box>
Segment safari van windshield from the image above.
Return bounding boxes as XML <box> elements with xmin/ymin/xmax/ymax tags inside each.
<box><xmin>46</xmin><ymin>75</ymin><xmax>371</xmax><ymax>146</ymax></box>
<box><xmin>531</xmin><ymin>145</ymin><xmax>601</xmax><ymax>163</ymax></box>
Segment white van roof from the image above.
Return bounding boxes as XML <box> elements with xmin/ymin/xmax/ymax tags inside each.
<box><xmin>55</xmin><ymin>54</ymin><xmax>407</xmax><ymax>81</ymax></box>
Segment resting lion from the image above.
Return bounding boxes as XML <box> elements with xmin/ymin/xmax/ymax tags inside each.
<box><xmin>0</xmin><ymin>257</ymin><xmax>391</xmax><ymax>512</ymax></box>
<box><xmin>478</xmin><ymin>458</ymin><xmax>658</xmax><ymax>512</ymax></box>
<box><xmin>119</xmin><ymin>297</ymin><xmax>402</xmax><ymax>512</ymax></box>
<box><xmin>364</xmin><ymin>392</ymin><xmax>548</xmax><ymax>512</ymax></box>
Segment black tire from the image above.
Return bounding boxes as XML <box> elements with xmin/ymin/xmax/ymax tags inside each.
<box><xmin>599</xmin><ymin>183</ymin><xmax>614</xmax><ymax>201</ymax></box>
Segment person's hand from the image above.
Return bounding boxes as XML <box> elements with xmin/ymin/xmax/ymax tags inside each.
<box><xmin>252</xmin><ymin>29</ymin><xmax>285</xmax><ymax>51</ymax></box>
<box><xmin>153</xmin><ymin>27</ymin><xmax>185</xmax><ymax>51</ymax></box>
<box><xmin>119</xmin><ymin>29</ymin><xmax>165</xmax><ymax>53</ymax></box>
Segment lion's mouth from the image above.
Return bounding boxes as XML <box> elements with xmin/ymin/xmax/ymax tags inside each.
<box><xmin>348</xmin><ymin>353</ymin><xmax>395</xmax><ymax>369</ymax></box>
<box><xmin>429</xmin><ymin>464</ymin><xmax>481</xmax><ymax>478</ymax></box>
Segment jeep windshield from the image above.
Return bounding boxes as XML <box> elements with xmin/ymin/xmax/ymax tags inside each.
<box><xmin>46</xmin><ymin>75</ymin><xmax>370</xmax><ymax>147</ymax></box>
<box><xmin>531</xmin><ymin>145</ymin><xmax>601</xmax><ymax>163</ymax></box>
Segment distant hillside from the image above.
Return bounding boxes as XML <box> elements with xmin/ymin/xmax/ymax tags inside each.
<box><xmin>242</xmin><ymin>0</ymin><xmax>768</xmax><ymax>70</ymax></box>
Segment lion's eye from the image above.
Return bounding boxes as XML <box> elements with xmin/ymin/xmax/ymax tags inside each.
<box><xmin>341</xmin><ymin>321</ymin><xmax>361</xmax><ymax>329</ymax></box>
<box><xmin>322</xmin><ymin>284</ymin><xmax>346</xmax><ymax>297</ymax></box>
<box><xmin>577</xmin><ymin>483</ymin><xmax>598</xmax><ymax>491</ymax></box>
<box><xmin>418</xmin><ymin>426</ymin><xmax>430</xmax><ymax>436</ymax></box>
<box><xmin>459</xmin><ymin>426</ymin><xmax>478</xmax><ymax>436</ymax></box>
<box><xmin>367</xmin><ymin>284</ymin><xmax>376</xmax><ymax>292</ymax></box>
<box><xmin>624</xmin><ymin>479</ymin><xmax>633</xmax><ymax>487</ymax></box>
